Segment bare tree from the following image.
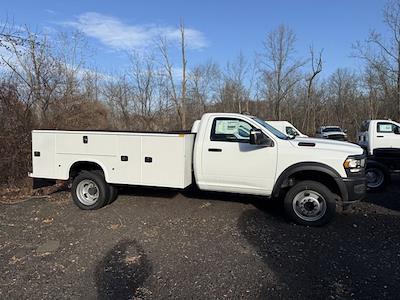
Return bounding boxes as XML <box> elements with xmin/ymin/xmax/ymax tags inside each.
<box><xmin>157</xmin><ymin>19</ymin><xmax>188</xmax><ymax>129</ymax></box>
<box><xmin>327</xmin><ymin>69</ymin><xmax>360</xmax><ymax>130</ymax></box>
<box><xmin>354</xmin><ymin>0</ymin><xmax>400</xmax><ymax>119</ymax></box>
<box><xmin>103</xmin><ymin>75</ymin><xmax>132</xmax><ymax>129</ymax></box>
<box><xmin>180</xmin><ymin>19</ymin><xmax>187</xmax><ymax>129</ymax></box>
<box><xmin>128</xmin><ymin>52</ymin><xmax>166</xmax><ymax>130</ymax></box>
<box><xmin>0</xmin><ymin>17</ymin><xmax>26</xmax><ymax>51</ymax></box>
<box><xmin>260</xmin><ymin>25</ymin><xmax>305</xmax><ymax>119</ymax></box>
<box><xmin>54</xmin><ymin>31</ymin><xmax>88</xmax><ymax>99</ymax></box>
<box><xmin>0</xmin><ymin>28</ymin><xmax>60</xmax><ymax>124</ymax></box>
<box><xmin>188</xmin><ymin>61</ymin><xmax>221</xmax><ymax>117</ymax></box>
<box><xmin>220</xmin><ymin>52</ymin><xmax>254</xmax><ymax>113</ymax></box>
<box><xmin>302</xmin><ymin>47</ymin><xmax>323</xmax><ymax>132</ymax></box>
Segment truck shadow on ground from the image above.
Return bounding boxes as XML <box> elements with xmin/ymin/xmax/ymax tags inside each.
<box><xmin>366</xmin><ymin>175</ymin><xmax>400</xmax><ymax>212</ymax></box>
<box><xmin>118</xmin><ymin>185</ymin><xmax>180</xmax><ymax>199</ymax></box>
<box><xmin>95</xmin><ymin>239</ymin><xmax>152</xmax><ymax>300</ymax></box>
<box><xmin>115</xmin><ymin>176</ymin><xmax>400</xmax><ymax>221</ymax></box>
<box><xmin>237</xmin><ymin>208</ymin><xmax>400</xmax><ymax>299</ymax></box>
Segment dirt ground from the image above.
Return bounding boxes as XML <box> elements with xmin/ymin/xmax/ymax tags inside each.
<box><xmin>0</xmin><ymin>178</ymin><xmax>399</xmax><ymax>299</ymax></box>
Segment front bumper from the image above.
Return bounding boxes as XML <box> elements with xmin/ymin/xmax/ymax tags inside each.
<box><xmin>336</xmin><ymin>177</ymin><xmax>367</xmax><ymax>204</ymax></box>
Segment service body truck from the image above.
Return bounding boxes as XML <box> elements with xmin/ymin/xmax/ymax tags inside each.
<box><xmin>358</xmin><ymin>119</ymin><xmax>400</xmax><ymax>190</ymax></box>
<box><xmin>30</xmin><ymin>113</ymin><xmax>366</xmax><ymax>226</ymax></box>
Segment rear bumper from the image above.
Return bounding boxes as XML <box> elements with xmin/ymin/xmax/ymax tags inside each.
<box><xmin>336</xmin><ymin>177</ymin><xmax>367</xmax><ymax>204</ymax></box>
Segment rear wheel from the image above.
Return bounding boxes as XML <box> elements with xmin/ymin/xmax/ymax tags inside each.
<box><xmin>284</xmin><ymin>180</ymin><xmax>336</xmax><ymax>226</ymax></box>
<box><xmin>72</xmin><ymin>171</ymin><xmax>110</xmax><ymax>210</ymax></box>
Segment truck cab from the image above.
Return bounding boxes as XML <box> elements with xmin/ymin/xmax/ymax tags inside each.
<box><xmin>358</xmin><ymin>120</ymin><xmax>400</xmax><ymax>155</ymax></box>
<box><xmin>192</xmin><ymin>114</ymin><xmax>366</xmax><ymax>225</ymax></box>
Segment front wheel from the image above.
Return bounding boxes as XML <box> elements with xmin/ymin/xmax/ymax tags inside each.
<box><xmin>284</xmin><ymin>180</ymin><xmax>336</xmax><ymax>226</ymax></box>
<box><xmin>365</xmin><ymin>167</ymin><xmax>386</xmax><ymax>191</ymax></box>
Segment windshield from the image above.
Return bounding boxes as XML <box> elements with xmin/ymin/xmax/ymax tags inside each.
<box><xmin>252</xmin><ymin>118</ymin><xmax>289</xmax><ymax>139</ymax></box>
<box><xmin>323</xmin><ymin>127</ymin><xmax>342</xmax><ymax>133</ymax></box>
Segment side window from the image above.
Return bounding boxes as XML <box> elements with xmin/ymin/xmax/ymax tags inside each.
<box><xmin>211</xmin><ymin>118</ymin><xmax>253</xmax><ymax>142</ymax></box>
<box><xmin>377</xmin><ymin>122</ymin><xmax>395</xmax><ymax>133</ymax></box>
<box><xmin>360</xmin><ymin>121</ymin><xmax>370</xmax><ymax>132</ymax></box>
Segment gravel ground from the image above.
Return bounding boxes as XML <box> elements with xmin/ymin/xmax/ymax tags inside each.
<box><xmin>0</xmin><ymin>178</ymin><xmax>399</xmax><ymax>300</ymax></box>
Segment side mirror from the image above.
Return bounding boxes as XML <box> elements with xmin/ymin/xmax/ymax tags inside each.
<box><xmin>250</xmin><ymin>129</ymin><xmax>273</xmax><ymax>146</ymax></box>
<box><xmin>394</xmin><ymin>127</ymin><xmax>400</xmax><ymax>134</ymax></box>
<box><xmin>344</xmin><ymin>129</ymin><xmax>348</xmax><ymax>133</ymax></box>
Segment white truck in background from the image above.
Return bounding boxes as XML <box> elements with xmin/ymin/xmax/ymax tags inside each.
<box><xmin>30</xmin><ymin>113</ymin><xmax>366</xmax><ymax>226</ymax></box>
<box><xmin>265</xmin><ymin>121</ymin><xmax>308</xmax><ymax>138</ymax></box>
<box><xmin>316</xmin><ymin>126</ymin><xmax>347</xmax><ymax>141</ymax></box>
<box><xmin>358</xmin><ymin>119</ymin><xmax>400</xmax><ymax>190</ymax></box>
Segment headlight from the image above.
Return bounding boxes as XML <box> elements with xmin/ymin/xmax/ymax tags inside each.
<box><xmin>343</xmin><ymin>157</ymin><xmax>365</xmax><ymax>173</ymax></box>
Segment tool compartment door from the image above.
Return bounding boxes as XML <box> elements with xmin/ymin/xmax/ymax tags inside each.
<box><xmin>141</xmin><ymin>134</ymin><xmax>192</xmax><ymax>188</ymax></box>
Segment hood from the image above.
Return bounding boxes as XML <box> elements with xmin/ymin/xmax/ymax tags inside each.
<box><xmin>290</xmin><ymin>137</ymin><xmax>363</xmax><ymax>155</ymax></box>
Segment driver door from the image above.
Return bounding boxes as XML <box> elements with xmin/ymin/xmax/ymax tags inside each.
<box><xmin>375</xmin><ymin>122</ymin><xmax>400</xmax><ymax>150</ymax></box>
<box><xmin>200</xmin><ymin>117</ymin><xmax>277</xmax><ymax>195</ymax></box>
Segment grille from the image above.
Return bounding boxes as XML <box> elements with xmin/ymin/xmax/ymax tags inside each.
<box><xmin>327</xmin><ymin>134</ymin><xmax>346</xmax><ymax>141</ymax></box>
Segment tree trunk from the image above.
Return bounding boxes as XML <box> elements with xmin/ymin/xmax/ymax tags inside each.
<box><xmin>180</xmin><ymin>20</ymin><xmax>187</xmax><ymax>129</ymax></box>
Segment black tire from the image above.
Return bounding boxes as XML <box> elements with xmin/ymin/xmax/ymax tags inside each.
<box><xmin>107</xmin><ymin>184</ymin><xmax>118</xmax><ymax>204</ymax></box>
<box><xmin>365</xmin><ymin>166</ymin><xmax>386</xmax><ymax>191</ymax></box>
<box><xmin>92</xmin><ymin>170</ymin><xmax>117</xmax><ymax>204</ymax></box>
<box><xmin>71</xmin><ymin>171</ymin><xmax>110</xmax><ymax>210</ymax></box>
<box><xmin>284</xmin><ymin>180</ymin><xmax>336</xmax><ymax>226</ymax></box>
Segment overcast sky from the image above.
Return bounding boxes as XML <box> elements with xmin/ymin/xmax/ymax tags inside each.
<box><xmin>2</xmin><ymin>0</ymin><xmax>389</xmax><ymax>76</ymax></box>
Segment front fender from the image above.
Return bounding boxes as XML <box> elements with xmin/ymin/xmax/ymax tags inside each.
<box><xmin>272</xmin><ymin>162</ymin><xmax>348</xmax><ymax>201</ymax></box>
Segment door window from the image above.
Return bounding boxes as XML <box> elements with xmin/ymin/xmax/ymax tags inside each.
<box><xmin>377</xmin><ymin>122</ymin><xmax>396</xmax><ymax>133</ymax></box>
<box><xmin>210</xmin><ymin>118</ymin><xmax>253</xmax><ymax>142</ymax></box>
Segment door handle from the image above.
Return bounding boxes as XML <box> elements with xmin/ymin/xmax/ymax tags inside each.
<box><xmin>208</xmin><ymin>148</ymin><xmax>222</xmax><ymax>152</ymax></box>
<box><xmin>377</xmin><ymin>135</ymin><xmax>384</xmax><ymax>138</ymax></box>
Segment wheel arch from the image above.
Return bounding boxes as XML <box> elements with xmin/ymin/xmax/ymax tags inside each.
<box><xmin>272</xmin><ymin>162</ymin><xmax>347</xmax><ymax>201</ymax></box>
<box><xmin>68</xmin><ymin>160</ymin><xmax>110</xmax><ymax>182</ymax></box>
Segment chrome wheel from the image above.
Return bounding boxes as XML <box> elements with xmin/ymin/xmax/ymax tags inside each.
<box><xmin>292</xmin><ymin>190</ymin><xmax>327</xmax><ymax>222</ymax></box>
<box><xmin>76</xmin><ymin>179</ymin><xmax>99</xmax><ymax>205</ymax></box>
<box><xmin>365</xmin><ymin>168</ymin><xmax>384</xmax><ymax>189</ymax></box>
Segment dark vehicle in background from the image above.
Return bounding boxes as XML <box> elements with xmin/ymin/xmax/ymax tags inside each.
<box><xmin>316</xmin><ymin>126</ymin><xmax>347</xmax><ymax>141</ymax></box>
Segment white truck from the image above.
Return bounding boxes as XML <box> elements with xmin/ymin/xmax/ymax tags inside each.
<box><xmin>265</xmin><ymin>121</ymin><xmax>308</xmax><ymax>138</ymax></box>
<box><xmin>358</xmin><ymin>119</ymin><xmax>400</xmax><ymax>190</ymax></box>
<box><xmin>30</xmin><ymin>113</ymin><xmax>366</xmax><ymax>226</ymax></box>
<box><xmin>315</xmin><ymin>126</ymin><xmax>347</xmax><ymax>141</ymax></box>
